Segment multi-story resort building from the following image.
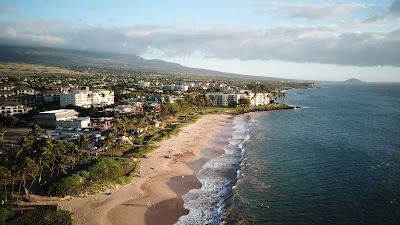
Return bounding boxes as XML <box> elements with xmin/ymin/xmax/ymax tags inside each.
<box><xmin>251</xmin><ymin>93</ymin><xmax>272</xmax><ymax>106</ymax></box>
<box><xmin>137</xmin><ymin>81</ymin><xmax>150</xmax><ymax>88</ymax></box>
<box><xmin>60</xmin><ymin>89</ymin><xmax>114</xmax><ymax>108</ymax></box>
<box><xmin>0</xmin><ymin>91</ymin><xmax>15</xmax><ymax>99</ymax></box>
<box><xmin>206</xmin><ymin>92</ymin><xmax>247</xmax><ymax>107</ymax></box>
<box><xmin>0</xmin><ymin>101</ymin><xmax>32</xmax><ymax>117</ymax></box>
<box><xmin>161</xmin><ymin>84</ymin><xmax>189</xmax><ymax>92</ymax></box>
<box><xmin>206</xmin><ymin>90</ymin><xmax>271</xmax><ymax>107</ymax></box>
<box><xmin>91</xmin><ymin>89</ymin><xmax>115</xmax><ymax>107</ymax></box>
<box><xmin>0</xmin><ymin>84</ymin><xmax>15</xmax><ymax>91</ymax></box>
<box><xmin>13</xmin><ymin>86</ymin><xmax>37</xmax><ymax>95</ymax></box>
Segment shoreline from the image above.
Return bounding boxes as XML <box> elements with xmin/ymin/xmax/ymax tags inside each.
<box><xmin>59</xmin><ymin>114</ymin><xmax>234</xmax><ymax>225</ymax></box>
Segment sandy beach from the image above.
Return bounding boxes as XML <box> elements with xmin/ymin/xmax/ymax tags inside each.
<box><xmin>59</xmin><ymin>114</ymin><xmax>233</xmax><ymax>225</ymax></box>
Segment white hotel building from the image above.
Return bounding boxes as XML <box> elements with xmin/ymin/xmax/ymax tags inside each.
<box><xmin>60</xmin><ymin>89</ymin><xmax>114</xmax><ymax>108</ymax></box>
<box><xmin>206</xmin><ymin>90</ymin><xmax>271</xmax><ymax>107</ymax></box>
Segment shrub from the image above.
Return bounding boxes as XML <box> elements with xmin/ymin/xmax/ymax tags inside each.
<box><xmin>0</xmin><ymin>207</ymin><xmax>14</xmax><ymax>225</ymax></box>
<box><xmin>8</xmin><ymin>206</ymin><xmax>72</xmax><ymax>225</ymax></box>
<box><xmin>48</xmin><ymin>174</ymin><xmax>82</xmax><ymax>196</ymax></box>
<box><xmin>79</xmin><ymin>170</ymin><xmax>89</xmax><ymax>178</ymax></box>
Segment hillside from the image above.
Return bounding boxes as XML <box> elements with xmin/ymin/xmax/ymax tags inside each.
<box><xmin>0</xmin><ymin>45</ymin><xmax>284</xmax><ymax>81</ymax></box>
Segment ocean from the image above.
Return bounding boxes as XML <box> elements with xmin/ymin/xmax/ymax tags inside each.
<box><xmin>176</xmin><ymin>83</ymin><xmax>400</xmax><ymax>225</ymax></box>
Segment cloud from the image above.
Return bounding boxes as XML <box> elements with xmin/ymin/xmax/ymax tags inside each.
<box><xmin>389</xmin><ymin>0</ymin><xmax>400</xmax><ymax>17</ymax></box>
<box><xmin>0</xmin><ymin>6</ymin><xmax>17</xmax><ymax>15</ymax></box>
<box><xmin>260</xmin><ymin>2</ymin><xmax>365</xmax><ymax>20</ymax></box>
<box><xmin>363</xmin><ymin>0</ymin><xmax>400</xmax><ymax>23</ymax></box>
<box><xmin>0</xmin><ymin>19</ymin><xmax>399</xmax><ymax>67</ymax></box>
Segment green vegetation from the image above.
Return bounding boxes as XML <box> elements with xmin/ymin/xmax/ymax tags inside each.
<box><xmin>48</xmin><ymin>158</ymin><xmax>137</xmax><ymax>196</ymax></box>
<box><xmin>232</xmin><ymin>103</ymin><xmax>294</xmax><ymax>114</ymax></box>
<box><xmin>0</xmin><ymin>207</ymin><xmax>14</xmax><ymax>225</ymax></box>
<box><xmin>5</xmin><ymin>206</ymin><xmax>73</xmax><ymax>225</ymax></box>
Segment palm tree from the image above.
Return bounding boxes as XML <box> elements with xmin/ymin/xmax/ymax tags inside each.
<box><xmin>104</xmin><ymin>130</ymin><xmax>116</xmax><ymax>148</ymax></box>
<box><xmin>78</xmin><ymin>134</ymin><xmax>90</xmax><ymax>151</ymax></box>
<box><xmin>29</xmin><ymin>124</ymin><xmax>44</xmax><ymax>138</ymax></box>
<box><xmin>30</xmin><ymin>138</ymin><xmax>54</xmax><ymax>189</ymax></box>
<box><xmin>0</xmin><ymin>166</ymin><xmax>11</xmax><ymax>202</ymax></box>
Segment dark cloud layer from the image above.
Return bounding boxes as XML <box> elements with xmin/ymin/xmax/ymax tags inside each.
<box><xmin>389</xmin><ymin>0</ymin><xmax>400</xmax><ymax>17</ymax></box>
<box><xmin>0</xmin><ymin>19</ymin><xmax>399</xmax><ymax>67</ymax></box>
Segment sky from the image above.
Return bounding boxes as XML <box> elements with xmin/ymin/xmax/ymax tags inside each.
<box><xmin>0</xmin><ymin>0</ymin><xmax>399</xmax><ymax>82</ymax></box>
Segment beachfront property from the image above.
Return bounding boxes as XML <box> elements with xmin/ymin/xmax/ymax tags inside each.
<box><xmin>0</xmin><ymin>101</ymin><xmax>33</xmax><ymax>116</ymax></box>
<box><xmin>206</xmin><ymin>92</ymin><xmax>247</xmax><ymax>107</ymax></box>
<box><xmin>32</xmin><ymin>109</ymin><xmax>90</xmax><ymax>128</ymax></box>
<box><xmin>206</xmin><ymin>90</ymin><xmax>271</xmax><ymax>107</ymax></box>
<box><xmin>251</xmin><ymin>93</ymin><xmax>272</xmax><ymax>106</ymax></box>
<box><xmin>60</xmin><ymin>89</ymin><xmax>114</xmax><ymax>108</ymax></box>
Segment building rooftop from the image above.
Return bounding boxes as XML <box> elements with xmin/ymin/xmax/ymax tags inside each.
<box><xmin>0</xmin><ymin>101</ymin><xmax>24</xmax><ymax>107</ymax></box>
<box><xmin>33</xmin><ymin>109</ymin><xmax>79</xmax><ymax>119</ymax></box>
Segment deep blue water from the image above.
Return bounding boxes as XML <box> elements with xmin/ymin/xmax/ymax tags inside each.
<box><xmin>225</xmin><ymin>83</ymin><xmax>400</xmax><ymax>224</ymax></box>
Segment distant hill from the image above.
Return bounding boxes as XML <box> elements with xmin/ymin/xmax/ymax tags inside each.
<box><xmin>0</xmin><ymin>45</ymin><xmax>286</xmax><ymax>81</ymax></box>
<box><xmin>344</xmin><ymin>78</ymin><xmax>363</xmax><ymax>83</ymax></box>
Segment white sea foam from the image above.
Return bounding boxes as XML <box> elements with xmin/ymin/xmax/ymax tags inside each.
<box><xmin>175</xmin><ymin>115</ymin><xmax>250</xmax><ymax>225</ymax></box>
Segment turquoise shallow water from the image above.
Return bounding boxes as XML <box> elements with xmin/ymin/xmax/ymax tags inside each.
<box><xmin>175</xmin><ymin>83</ymin><xmax>400</xmax><ymax>225</ymax></box>
<box><xmin>224</xmin><ymin>83</ymin><xmax>400</xmax><ymax>225</ymax></box>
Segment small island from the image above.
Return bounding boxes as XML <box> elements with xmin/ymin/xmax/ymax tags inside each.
<box><xmin>344</xmin><ymin>78</ymin><xmax>363</xmax><ymax>83</ymax></box>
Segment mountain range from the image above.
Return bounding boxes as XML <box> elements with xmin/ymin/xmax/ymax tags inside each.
<box><xmin>0</xmin><ymin>45</ymin><xmax>288</xmax><ymax>81</ymax></box>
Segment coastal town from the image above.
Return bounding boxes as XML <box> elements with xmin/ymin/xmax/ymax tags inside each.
<box><xmin>0</xmin><ymin>70</ymin><xmax>314</xmax><ymax>224</ymax></box>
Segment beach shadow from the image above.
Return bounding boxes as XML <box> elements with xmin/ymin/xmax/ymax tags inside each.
<box><xmin>167</xmin><ymin>175</ymin><xmax>201</xmax><ymax>197</ymax></box>
<box><xmin>122</xmin><ymin>203</ymin><xmax>148</xmax><ymax>207</ymax></box>
<box><xmin>145</xmin><ymin>198</ymin><xmax>188</xmax><ymax>225</ymax></box>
